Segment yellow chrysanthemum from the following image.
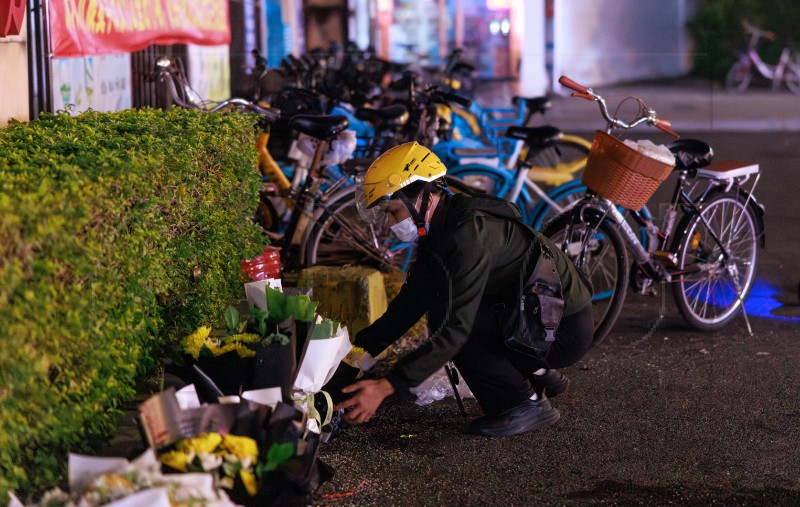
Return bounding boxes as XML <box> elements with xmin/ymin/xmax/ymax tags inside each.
<box><xmin>344</xmin><ymin>346</ymin><xmax>367</xmax><ymax>365</ymax></box>
<box><xmin>221</xmin><ymin>434</ymin><xmax>259</xmax><ymax>461</ymax></box>
<box><xmin>227</xmin><ymin>333</ymin><xmax>261</xmax><ymax>345</ymax></box>
<box><xmin>160</xmin><ymin>450</ymin><xmax>190</xmax><ymax>472</ymax></box>
<box><xmin>239</xmin><ymin>469</ymin><xmax>258</xmax><ymax>496</ymax></box>
<box><xmin>178</xmin><ymin>432</ymin><xmax>223</xmax><ymax>455</ymax></box>
<box><xmin>182</xmin><ymin>325</ymin><xmax>213</xmax><ymax>359</ymax></box>
<box><xmin>216</xmin><ymin>342</ymin><xmax>256</xmax><ymax>358</ymax></box>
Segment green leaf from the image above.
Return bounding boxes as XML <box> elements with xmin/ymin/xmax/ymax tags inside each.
<box><xmin>261</xmin><ymin>442</ymin><xmax>295</xmax><ymax>472</ymax></box>
<box><xmin>225</xmin><ymin>306</ymin><xmax>241</xmax><ymax>335</ymax></box>
<box><xmin>310</xmin><ymin>318</ymin><xmax>340</xmax><ymax>340</ymax></box>
<box><xmin>265</xmin><ymin>287</ymin><xmax>319</xmax><ymax>323</ymax></box>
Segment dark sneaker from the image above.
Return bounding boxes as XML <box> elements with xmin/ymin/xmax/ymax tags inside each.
<box><xmin>530</xmin><ymin>369</ymin><xmax>570</xmax><ymax>398</ymax></box>
<box><xmin>467</xmin><ymin>397</ymin><xmax>560</xmax><ymax>437</ymax></box>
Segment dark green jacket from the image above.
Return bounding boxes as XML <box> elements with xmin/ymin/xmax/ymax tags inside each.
<box><xmin>355</xmin><ymin>193</ymin><xmax>592</xmax><ymax>393</ymax></box>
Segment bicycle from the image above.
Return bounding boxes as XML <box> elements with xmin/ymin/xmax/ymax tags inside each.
<box><xmin>302</xmin><ymin>81</ymin><xmax>479</xmax><ymax>272</ymax></box>
<box><xmin>725</xmin><ymin>19</ymin><xmax>800</xmax><ymax>94</ymax></box>
<box><xmin>434</xmin><ymin>95</ymin><xmax>594</xmax><ymax>230</ymax></box>
<box><xmin>543</xmin><ymin>75</ymin><xmax>765</xmax><ymax>343</ymax></box>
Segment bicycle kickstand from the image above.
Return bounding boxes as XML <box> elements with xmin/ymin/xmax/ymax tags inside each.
<box><xmin>444</xmin><ymin>361</ymin><xmax>467</xmax><ymax>418</ymax></box>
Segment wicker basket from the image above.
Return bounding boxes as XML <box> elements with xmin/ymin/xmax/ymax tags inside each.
<box><xmin>582</xmin><ymin>130</ymin><xmax>675</xmax><ymax>211</ymax></box>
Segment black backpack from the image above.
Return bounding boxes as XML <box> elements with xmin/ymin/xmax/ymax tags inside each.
<box><xmin>503</xmin><ymin>239</ymin><xmax>565</xmax><ymax>358</ymax></box>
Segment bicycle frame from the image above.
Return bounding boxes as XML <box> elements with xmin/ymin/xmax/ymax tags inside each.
<box><xmin>566</xmin><ymin>162</ymin><xmax>762</xmax><ymax>288</ymax></box>
<box><xmin>742</xmin><ymin>33</ymin><xmax>796</xmax><ymax>86</ymax></box>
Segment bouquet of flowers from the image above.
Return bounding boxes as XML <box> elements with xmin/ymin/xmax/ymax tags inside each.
<box><xmin>176</xmin><ymin>282</ymin><xmax>358</xmax><ymax>410</ymax></box>
<box><xmin>9</xmin><ymin>449</ymin><xmax>237</xmax><ymax>507</ymax></box>
<box><xmin>138</xmin><ymin>386</ymin><xmax>330</xmax><ymax>507</ymax></box>
<box><xmin>292</xmin><ymin>316</ymin><xmax>351</xmax><ymax>433</ymax></box>
<box><xmin>159</xmin><ymin>432</ymin><xmax>259</xmax><ymax>496</ymax></box>
<box><xmin>175</xmin><ymin>286</ymin><xmax>318</xmax><ymax>401</ymax></box>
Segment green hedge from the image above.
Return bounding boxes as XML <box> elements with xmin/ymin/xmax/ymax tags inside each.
<box><xmin>0</xmin><ymin>108</ymin><xmax>265</xmax><ymax>501</ymax></box>
<box><xmin>688</xmin><ymin>0</ymin><xmax>800</xmax><ymax>81</ymax></box>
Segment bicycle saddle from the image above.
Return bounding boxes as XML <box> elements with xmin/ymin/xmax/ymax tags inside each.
<box><xmin>512</xmin><ymin>96</ymin><xmax>552</xmax><ymax>115</ymax></box>
<box><xmin>504</xmin><ymin>125</ymin><xmax>562</xmax><ymax>150</ymax></box>
<box><xmin>290</xmin><ymin>115</ymin><xmax>350</xmax><ymax>140</ymax></box>
<box><xmin>450</xmin><ymin>61</ymin><xmax>476</xmax><ymax>74</ymax></box>
<box><xmin>667</xmin><ymin>138</ymin><xmax>714</xmax><ymax>170</ymax></box>
<box><xmin>355</xmin><ymin>104</ymin><xmax>409</xmax><ymax>125</ymax></box>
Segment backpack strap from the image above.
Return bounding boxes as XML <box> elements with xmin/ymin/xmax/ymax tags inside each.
<box><xmin>523</xmin><ymin>238</ymin><xmax>564</xmax><ymax>343</ymax></box>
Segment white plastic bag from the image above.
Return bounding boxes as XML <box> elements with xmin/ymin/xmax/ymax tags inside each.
<box><xmin>409</xmin><ymin>365</ymin><xmax>474</xmax><ymax>406</ymax></box>
<box><xmin>623</xmin><ymin>139</ymin><xmax>675</xmax><ymax>166</ymax></box>
<box><xmin>294</xmin><ymin>130</ymin><xmax>357</xmax><ymax>167</ymax></box>
<box><xmin>322</xmin><ymin>130</ymin><xmax>357</xmax><ymax>166</ymax></box>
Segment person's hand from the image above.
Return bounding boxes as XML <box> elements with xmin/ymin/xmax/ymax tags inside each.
<box><xmin>333</xmin><ymin>378</ymin><xmax>395</xmax><ymax>425</ymax></box>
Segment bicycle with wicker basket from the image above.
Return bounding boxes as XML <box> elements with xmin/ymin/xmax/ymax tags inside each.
<box><xmin>542</xmin><ymin>76</ymin><xmax>765</xmax><ymax>343</ymax></box>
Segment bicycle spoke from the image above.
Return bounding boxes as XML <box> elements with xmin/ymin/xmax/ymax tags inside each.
<box><xmin>673</xmin><ymin>193</ymin><xmax>757</xmax><ymax>330</ymax></box>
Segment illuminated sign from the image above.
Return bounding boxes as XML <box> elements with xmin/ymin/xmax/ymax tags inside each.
<box><xmin>486</xmin><ymin>0</ymin><xmax>510</xmax><ymax>10</ymax></box>
<box><xmin>50</xmin><ymin>0</ymin><xmax>231</xmax><ymax>57</ymax></box>
<box><xmin>1</xmin><ymin>0</ymin><xmax>26</xmax><ymax>37</ymax></box>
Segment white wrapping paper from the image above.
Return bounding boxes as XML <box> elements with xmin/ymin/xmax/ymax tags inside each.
<box><xmin>293</xmin><ymin>323</ymin><xmax>352</xmax><ymax>394</ymax></box>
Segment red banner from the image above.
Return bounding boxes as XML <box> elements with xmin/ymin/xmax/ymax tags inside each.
<box><xmin>50</xmin><ymin>0</ymin><xmax>231</xmax><ymax>58</ymax></box>
<box><xmin>1</xmin><ymin>0</ymin><xmax>26</xmax><ymax>37</ymax></box>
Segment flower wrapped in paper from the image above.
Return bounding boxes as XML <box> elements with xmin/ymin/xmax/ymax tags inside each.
<box><xmin>174</xmin><ymin>285</ymin><xmax>321</xmax><ymax>401</ymax></box>
<box><xmin>179</xmin><ymin>325</ymin><xmax>259</xmax><ymax>398</ymax></box>
<box><xmin>249</xmin><ymin>287</ymin><xmax>320</xmax><ymax>399</ymax></box>
<box><xmin>137</xmin><ymin>386</ymin><xmax>332</xmax><ymax>507</ymax></box>
<box><xmin>291</xmin><ymin>317</ymin><xmax>352</xmax><ymax>433</ymax></box>
<box><xmin>159</xmin><ymin>432</ymin><xmax>260</xmax><ymax>497</ymax></box>
<box><xmin>9</xmin><ymin>449</ymin><xmax>236</xmax><ymax>507</ymax></box>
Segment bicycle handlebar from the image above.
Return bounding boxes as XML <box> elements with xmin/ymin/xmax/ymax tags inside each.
<box><xmin>558</xmin><ymin>75</ymin><xmax>679</xmax><ymax>138</ymax></box>
<box><xmin>153</xmin><ymin>56</ymin><xmax>281</xmax><ymax>122</ymax></box>
<box><xmin>742</xmin><ymin>19</ymin><xmax>775</xmax><ymax>40</ymax></box>
<box><xmin>207</xmin><ymin>98</ymin><xmax>281</xmax><ymax>122</ymax></box>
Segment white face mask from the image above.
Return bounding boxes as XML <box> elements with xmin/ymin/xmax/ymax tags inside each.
<box><xmin>390</xmin><ymin>217</ymin><xmax>419</xmax><ymax>242</ymax></box>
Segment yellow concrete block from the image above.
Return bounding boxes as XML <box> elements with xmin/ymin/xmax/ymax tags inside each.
<box><xmin>297</xmin><ymin>266</ymin><xmax>388</xmax><ymax>338</ymax></box>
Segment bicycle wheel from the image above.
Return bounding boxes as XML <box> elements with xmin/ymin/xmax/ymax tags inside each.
<box><xmin>305</xmin><ymin>188</ymin><xmax>414</xmax><ymax>272</ymax></box>
<box><xmin>530</xmin><ymin>183</ymin><xmax>654</xmax><ymax>252</ymax></box>
<box><xmin>448</xmin><ymin>163</ymin><xmax>532</xmax><ymax>221</ymax></box>
<box><xmin>725</xmin><ymin>58</ymin><xmax>752</xmax><ymax>93</ymax></box>
<box><xmin>542</xmin><ymin>210</ymin><xmax>629</xmax><ymax>344</ymax></box>
<box><xmin>443</xmin><ymin>174</ymin><xmax>480</xmax><ymax>196</ymax></box>
<box><xmin>255</xmin><ymin>194</ymin><xmax>284</xmax><ymax>233</ymax></box>
<box><xmin>306</xmin><ymin>177</ymin><xmax>476</xmax><ymax>272</ymax></box>
<box><xmin>670</xmin><ymin>192</ymin><xmax>758</xmax><ymax>331</ymax></box>
<box><xmin>529</xmin><ymin>180</ymin><xmax>586</xmax><ymax>231</ymax></box>
<box><xmin>448</xmin><ymin>163</ymin><xmax>509</xmax><ymax>195</ymax></box>
<box><xmin>783</xmin><ymin>65</ymin><xmax>800</xmax><ymax>94</ymax></box>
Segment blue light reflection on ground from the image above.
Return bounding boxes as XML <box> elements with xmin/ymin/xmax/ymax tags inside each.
<box><xmin>744</xmin><ymin>279</ymin><xmax>800</xmax><ymax>322</ymax></box>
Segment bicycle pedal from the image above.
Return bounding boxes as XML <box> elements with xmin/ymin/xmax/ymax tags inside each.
<box><xmin>653</xmin><ymin>250</ymin><xmax>678</xmax><ymax>268</ymax></box>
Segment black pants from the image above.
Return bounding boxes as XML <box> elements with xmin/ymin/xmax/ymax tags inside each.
<box><xmin>452</xmin><ymin>302</ymin><xmax>594</xmax><ymax>415</ymax></box>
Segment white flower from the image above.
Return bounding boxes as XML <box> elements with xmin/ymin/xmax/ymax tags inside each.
<box><xmin>218</xmin><ymin>476</ymin><xmax>234</xmax><ymax>490</ymax></box>
<box><xmin>240</xmin><ymin>456</ymin><xmax>253</xmax><ymax>469</ymax></box>
<box><xmin>198</xmin><ymin>452</ymin><xmax>223</xmax><ymax>471</ymax></box>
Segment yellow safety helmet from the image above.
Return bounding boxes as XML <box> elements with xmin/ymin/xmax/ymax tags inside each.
<box><xmin>361</xmin><ymin>141</ymin><xmax>447</xmax><ymax>209</ymax></box>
